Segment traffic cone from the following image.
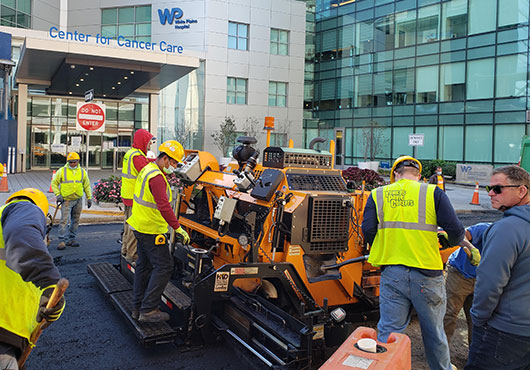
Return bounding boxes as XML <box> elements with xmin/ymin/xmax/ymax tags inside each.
<box><xmin>0</xmin><ymin>163</ymin><xmax>9</xmax><ymax>193</ymax></box>
<box><xmin>470</xmin><ymin>182</ymin><xmax>480</xmax><ymax>205</ymax></box>
<box><xmin>48</xmin><ymin>170</ymin><xmax>56</xmax><ymax>193</ymax></box>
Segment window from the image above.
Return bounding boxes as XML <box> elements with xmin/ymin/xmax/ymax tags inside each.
<box><xmin>416</xmin><ymin>66</ymin><xmax>439</xmax><ymax>103</ymax></box>
<box><xmin>498</xmin><ymin>0</ymin><xmax>529</xmax><ymax>28</ymax></box>
<box><xmin>395</xmin><ymin>10</ymin><xmax>416</xmax><ymax>48</ymax></box>
<box><xmin>417</xmin><ymin>5</ymin><xmax>440</xmax><ymax>44</ymax></box>
<box><xmin>101</xmin><ymin>6</ymin><xmax>151</xmax><ymax>42</ymax></box>
<box><xmin>467</xmin><ymin>58</ymin><xmax>494</xmax><ymax>99</ymax></box>
<box><xmin>373</xmin><ymin>71</ymin><xmax>393</xmax><ymax>106</ymax></box>
<box><xmin>439</xmin><ymin>126</ymin><xmax>463</xmax><ymax>161</ymax></box>
<box><xmin>440</xmin><ymin>62</ymin><xmax>465</xmax><ymax>101</ymax></box>
<box><xmin>393</xmin><ymin>68</ymin><xmax>415</xmax><ymax>105</ymax></box>
<box><xmin>355</xmin><ymin>20</ymin><xmax>374</xmax><ymax>55</ymax></box>
<box><xmin>271</xmin><ymin>28</ymin><xmax>289</xmax><ymax>55</ymax></box>
<box><xmin>269</xmin><ymin>81</ymin><xmax>287</xmax><ymax>107</ymax></box>
<box><xmin>374</xmin><ymin>15</ymin><xmax>394</xmax><ymax>51</ymax></box>
<box><xmin>227</xmin><ymin>77</ymin><xmax>247</xmax><ymax>104</ymax></box>
<box><xmin>0</xmin><ymin>0</ymin><xmax>31</xmax><ymax>28</ymax></box>
<box><xmin>496</xmin><ymin>54</ymin><xmax>528</xmax><ymax>98</ymax></box>
<box><xmin>465</xmin><ymin>125</ymin><xmax>492</xmax><ymax>162</ymax></box>
<box><xmin>228</xmin><ymin>22</ymin><xmax>248</xmax><ymax>50</ymax></box>
<box><xmin>354</xmin><ymin>74</ymin><xmax>372</xmax><ymax>107</ymax></box>
<box><xmin>469</xmin><ymin>0</ymin><xmax>496</xmax><ymax>35</ymax></box>
<box><xmin>441</xmin><ymin>0</ymin><xmax>467</xmax><ymax>39</ymax></box>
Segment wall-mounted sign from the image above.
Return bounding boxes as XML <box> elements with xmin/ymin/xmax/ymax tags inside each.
<box><xmin>408</xmin><ymin>134</ymin><xmax>424</xmax><ymax>146</ymax></box>
<box><xmin>76</xmin><ymin>102</ymin><xmax>106</xmax><ymax>132</ymax></box>
<box><xmin>158</xmin><ymin>8</ymin><xmax>198</xmax><ymax>30</ymax></box>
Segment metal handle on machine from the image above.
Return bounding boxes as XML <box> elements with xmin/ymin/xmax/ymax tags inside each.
<box><xmin>309</xmin><ymin>137</ymin><xmax>326</xmax><ymax>150</ymax></box>
<box><xmin>320</xmin><ymin>255</ymin><xmax>369</xmax><ymax>271</ymax></box>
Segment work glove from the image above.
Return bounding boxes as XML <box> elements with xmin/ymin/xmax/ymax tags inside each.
<box><xmin>469</xmin><ymin>247</ymin><xmax>481</xmax><ymax>266</ymax></box>
<box><xmin>56</xmin><ymin>195</ymin><xmax>64</xmax><ymax>206</ymax></box>
<box><xmin>437</xmin><ymin>232</ymin><xmax>451</xmax><ymax>249</ymax></box>
<box><xmin>460</xmin><ymin>238</ymin><xmax>481</xmax><ymax>266</ymax></box>
<box><xmin>175</xmin><ymin>226</ymin><xmax>190</xmax><ymax>245</ymax></box>
<box><xmin>37</xmin><ymin>285</ymin><xmax>66</xmax><ymax>323</ymax></box>
<box><xmin>87</xmin><ymin>199</ymin><xmax>92</xmax><ymax>209</ymax></box>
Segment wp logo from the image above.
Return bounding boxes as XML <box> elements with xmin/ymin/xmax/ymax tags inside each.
<box><xmin>158</xmin><ymin>8</ymin><xmax>183</xmax><ymax>25</ymax></box>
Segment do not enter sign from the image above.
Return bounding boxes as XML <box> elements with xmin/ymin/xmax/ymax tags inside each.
<box><xmin>76</xmin><ymin>102</ymin><xmax>106</xmax><ymax>132</ymax></box>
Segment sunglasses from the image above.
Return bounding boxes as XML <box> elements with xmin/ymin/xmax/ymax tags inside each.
<box><xmin>485</xmin><ymin>184</ymin><xmax>521</xmax><ymax>194</ymax></box>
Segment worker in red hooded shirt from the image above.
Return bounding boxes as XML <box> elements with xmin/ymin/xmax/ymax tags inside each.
<box><xmin>120</xmin><ymin>129</ymin><xmax>156</xmax><ymax>264</ymax></box>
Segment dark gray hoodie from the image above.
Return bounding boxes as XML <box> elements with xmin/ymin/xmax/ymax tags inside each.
<box><xmin>471</xmin><ymin>204</ymin><xmax>530</xmax><ymax>336</ymax></box>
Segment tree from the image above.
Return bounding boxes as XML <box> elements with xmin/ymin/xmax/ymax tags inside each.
<box><xmin>243</xmin><ymin>116</ymin><xmax>262</xmax><ymax>145</ymax></box>
<box><xmin>358</xmin><ymin>121</ymin><xmax>390</xmax><ymax>161</ymax></box>
<box><xmin>211</xmin><ymin>116</ymin><xmax>237</xmax><ymax>156</ymax></box>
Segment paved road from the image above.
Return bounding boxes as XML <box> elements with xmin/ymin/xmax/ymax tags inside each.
<box><xmin>28</xmin><ymin>210</ymin><xmax>503</xmax><ymax>370</ymax></box>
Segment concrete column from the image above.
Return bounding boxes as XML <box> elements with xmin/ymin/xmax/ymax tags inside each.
<box><xmin>17</xmin><ymin>83</ymin><xmax>27</xmax><ymax>173</ymax></box>
<box><xmin>149</xmin><ymin>93</ymin><xmax>159</xmax><ymax>150</ymax></box>
<box><xmin>60</xmin><ymin>0</ymin><xmax>68</xmax><ymax>31</ymax></box>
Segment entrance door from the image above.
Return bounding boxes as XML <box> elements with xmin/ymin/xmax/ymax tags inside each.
<box><xmin>334</xmin><ymin>128</ymin><xmax>345</xmax><ymax>169</ymax></box>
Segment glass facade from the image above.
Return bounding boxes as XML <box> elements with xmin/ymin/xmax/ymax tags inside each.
<box><xmin>0</xmin><ymin>0</ymin><xmax>30</xmax><ymax>28</ymax></box>
<box><xmin>306</xmin><ymin>0</ymin><xmax>530</xmax><ymax>166</ymax></box>
<box><xmin>101</xmin><ymin>5</ymin><xmax>151</xmax><ymax>42</ymax></box>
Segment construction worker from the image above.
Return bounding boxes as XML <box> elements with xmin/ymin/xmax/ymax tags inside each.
<box><xmin>120</xmin><ymin>129</ymin><xmax>155</xmax><ymax>264</ymax></box>
<box><xmin>362</xmin><ymin>156</ymin><xmax>465</xmax><ymax>370</ymax></box>
<box><xmin>429</xmin><ymin>166</ymin><xmax>446</xmax><ymax>191</ymax></box>
<box><xmin>51</xmin><ymin>152</ymin><xmax>92</xmax><ymax>250</ymax></box>
<box><xmin>0</xmin><ymin>188</ymin><xmax>65</xmax><ymax>369</ymax></box>
<box><xmin>127</xmin><ymin>140</ymin><xmax>190</xmax><ymax>323</ymax></box>
<box><xmin>466</xmin><ymin>165</ymin><xmax>530</xmax><ymax>370</ymax></box>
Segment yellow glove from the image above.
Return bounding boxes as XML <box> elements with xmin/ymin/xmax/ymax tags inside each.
<box><xmin>175</xmin><ymin>226</ymin><xmax>190</xmax><ymax>244</ymax></box>
<box><xmin>470</xmin><ymin>247</ymin><xmax>481</xmax><ymax>266</ymax></box>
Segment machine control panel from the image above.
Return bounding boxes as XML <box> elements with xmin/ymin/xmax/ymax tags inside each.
<box><xmin>213</xmin><ymin>196</ymin><xmax>238</xmax><ymax>224</ymax></box>
<box><xmin>175</xmin><ymin>153</ymin><xmax>202</xmax><ymax>184</ymax></box>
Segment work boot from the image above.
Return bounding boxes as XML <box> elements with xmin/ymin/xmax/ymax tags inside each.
<box><xmin>57</xmin><ymin>242</ymin><xmax>66</xmax><ymax>250</ymax></box>
<box><xmin>66</xmin><ymin>240</ymin><xmax>80</xmax><ymax>247</ymax></box>
<box><xmin>131</xmin><ymin>309</ymin><xmax>139</xmax><ymax>320</ymax></box>
<box><xmin>139</xmin><ymin>309</ymin><xmax>170</xmax><ymax>323</ymax></box>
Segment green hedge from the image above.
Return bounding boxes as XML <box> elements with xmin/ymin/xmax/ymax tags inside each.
<box><xmin>421</xmin><ymin>160</ymin><xmax>457</xmax><ymax>179</ymax></box>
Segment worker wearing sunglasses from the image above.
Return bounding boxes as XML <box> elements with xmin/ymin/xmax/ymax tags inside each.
<box><xmin>466</xmin><ymin>165</ymin><xmax>530</xmax><ymax>370</ymax></box>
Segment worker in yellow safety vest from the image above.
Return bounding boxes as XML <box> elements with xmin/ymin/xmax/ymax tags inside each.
<box><xmin>51</xmin><ymin>152</ymin><xmax>92</xmax><ymax>250</ymax></box>
<box><xmin>127</xmin><ymin>140</ymin><xmax>190</xmax><ymax>323</ymax></box>
<box><xmin>429</xmin><ymin>166</ymin><xmax>446</xmax><ymax>191</ymax></box>
<box><xmin>120</xmin><ymin>129</ymin><xmax>155</xmax><ymax>264</ymax></box>
<box><xmin>0</xmin><ymin>188</ymin><xmax>65</xmax><ymax>369</ymax></box>
<box><xmin>362</xmin><ymin>156</ymin><xmax>466</xmax><ymax>370</ymax></box>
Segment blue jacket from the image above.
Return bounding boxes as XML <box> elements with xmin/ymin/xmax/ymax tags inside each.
<box><xmin>471</xmin><ymin>204</ymin><xmax>530</xmax><ymax>336</ymax></box>
<box><xmin>447</xmin><ymin>222</ymin><xmax>491</xmax><ymax>279</ymax></box>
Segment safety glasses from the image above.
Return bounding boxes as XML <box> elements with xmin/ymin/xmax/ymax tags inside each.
<box><xmin>485</xmin><ymin>184</ymin><xmax>521</xmax><ymax>194</ymax></box>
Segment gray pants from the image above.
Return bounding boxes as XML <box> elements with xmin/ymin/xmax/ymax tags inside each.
<box><xmin>0</xmin><ymin>344</ymin><xmax>18</xmax><ymax>370</ymax></box>
<box><xmin>444</xmin><ymin>264</ymin><xmax>475</xmax><ymax>344</ymax></box>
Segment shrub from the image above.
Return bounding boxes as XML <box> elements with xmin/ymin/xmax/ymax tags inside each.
<box><xmin>421</xmin><ymin>160</ymin><xmax>457</xmax><ymax>179</ymax></box>
<box><xmin>93</xmin><ymin>175</ymin><xmax>122</xmax><ymax>203</ymax></box>
<box><xmin>342</xmin><ymin>166</ymin><xmax>387</xmax><ymax>191</ymax></box>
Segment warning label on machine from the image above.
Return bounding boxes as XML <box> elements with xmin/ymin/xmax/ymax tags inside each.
<box><xmin>342</xmin><ymin>355</ymin><xmax>374</xmax><ymax>369</ymax></box>
<box><xmin>214</xmin><ymin>271</ymin><xmax>230</xmax><ymax>292</ymax></box>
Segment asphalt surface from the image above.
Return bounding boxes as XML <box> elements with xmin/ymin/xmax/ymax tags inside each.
<box><xmin>26</xmin><ymin>210</ymin><xmax>503</xmax><ymax>370</ymax></box>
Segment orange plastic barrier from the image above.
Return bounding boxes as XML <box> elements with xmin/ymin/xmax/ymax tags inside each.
<box><xmin>48</xmin><ymin>170</ymin><xmax>56</xmax><ymax>193</ymax></box>
<box><xmin>320</xmin><ymin>327</ymin><xmax>411</xmax><ymax>370</ymax></box>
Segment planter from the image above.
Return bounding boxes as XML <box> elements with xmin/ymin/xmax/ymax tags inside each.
<box><xmin>95</xmin><ymin>201</ymin><xmax>122</xmax><ymax>209</ymax></box>
<box><xmin>357</xmin><ymin>161</ymin><xmax>379</xmax><ymax>171</ymax></box>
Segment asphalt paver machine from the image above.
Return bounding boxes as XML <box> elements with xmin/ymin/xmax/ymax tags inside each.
<box><xmin>89</xmin><ymin>136</ymin><xmax>380</xmax><ymax>369</ymax></box>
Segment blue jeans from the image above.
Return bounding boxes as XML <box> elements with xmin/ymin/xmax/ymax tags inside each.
<box><xmin>132</xmin><ymin>231</ymin><xmax>173</xmax><ymax>314</ymax></box>
<box><xmin>465</xmin><ymin>324</ymin><xmax>530</xmax><ymax>370</ymax></box>
<box><xmin>58</xmin><ymin>198</ymin><xmax>83</xmax><ymax>243</ymax></box>
<box><xmin>378</xmin><ymin>265</ymin><xmax>451</xmax><ymax>370</ymax></box>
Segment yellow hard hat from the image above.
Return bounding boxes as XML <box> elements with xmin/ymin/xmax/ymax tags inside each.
<box><xmin>6</xmin><ymin>188</ymin><xmax>49</xmax><ymax>216</ymax></box>
<box><xmin>390</xmin><ymin>156</ymin><xmax>422</xmax><ymax>183</ymax></box>
<box><xmin>159</xmin><ymin>140</ymin><xmax>184</xmax><ymax>162</ymax></box>
<box><xmin>67</xmin><ymin>152</ymin><xmax>80</xmax><ymax>161</ymax></box>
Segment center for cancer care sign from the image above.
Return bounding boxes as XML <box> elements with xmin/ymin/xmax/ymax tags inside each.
<box><xmin>76</xmin><ymin>102</ymin><xmax>106</xmax><ymax>132</ymax></box>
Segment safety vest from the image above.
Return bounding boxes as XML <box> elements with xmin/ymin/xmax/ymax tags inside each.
<box><xmin>437</xmin><ymin>175</ymin><xmax>444</xmax><ymax>191</ymax></box>
<box><xmin>127</xmin><ymin>162</ymin><xmax>172</xmax><ymax>235</ymax></box>
<box><xmin>0</xmin><ymin>200</ymin><xmax>44</xmax><ymax>345</ymax></box>
<box><xmin>121</xmin><ymin>148</ymin><xmax>145</xmax><ymax>200</ymax></box>
<box><xmin>368</xmin><ymin>180</ymin><xmax>442</xmax><ymax>270</ymax></box>
<box><xmin>57</xmin><ymin>165</ymin><xmax>86</xmax><ymax>199</ymax></box>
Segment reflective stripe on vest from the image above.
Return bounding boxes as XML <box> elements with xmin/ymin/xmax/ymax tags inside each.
<box><xmin>127</xmin><ymin>162</ymin><xmax>172</xmax><ymax>235</ymax></box>
<box><xmin>437</xmin><ymin>175</ymin><xmax>444</xmax><ymax>190</ymax></box>
<box><xmin>121</xmin><ymin>149</ymin><xmax>144</xmax><ymax>200</ymax></box>
<box><xmin>0</xmin><ymin>201</ymin><xmax>44</xmax><ymax>344</ymax></box>
<box><xmin>369</xmin><ymin>180</ymin><xmax>442</xmax><ymax>270</ymax></box>
<box><xmin>375</xmin><ymin>183</ymin><xmax>437</xmax><ymax>232</ymax></box>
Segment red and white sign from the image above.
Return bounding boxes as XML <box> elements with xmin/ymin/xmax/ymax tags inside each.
<box><xmin>76</xmin><ymin>102</ymin><xmax>106</xmax><ymax>132</ymax></box>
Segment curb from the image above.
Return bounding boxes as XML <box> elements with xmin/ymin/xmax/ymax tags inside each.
<box><xmin>50</xmin><ymin>204</ymin><xmax>124</xmax><ymax>217</ymax></box>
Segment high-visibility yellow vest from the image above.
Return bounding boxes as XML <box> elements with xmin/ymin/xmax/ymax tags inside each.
<box><xmin>56</xmin><ymin>165</ymin><xmax>87</xmax><ymax>199</ymax></box>
<box><xmin>121</xmin><ymin>148</ymin><xmax>145</xmax><ymax>200</ymax></box>
<box><xmin>437</xmin><ymin>175</ymin><xmax>444</xmax><ymax>191</ymax></box>
<box><xmin>0</xmin><ymin>200</ymin><xmax>44</xmax><ymax>345</ymax></box>
<box><xmin>368</xmin><ymin>179</ymin><xmax>442</xmax><ymax>270</ymax></box>
<box><xmin>127</xmin><ymin>162</ymin><xmax>172</xmax><ymax>235</ymax></box>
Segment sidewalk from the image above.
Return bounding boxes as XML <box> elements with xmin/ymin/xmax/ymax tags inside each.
<box><xmin>0</xmin><ymin>170</ymin><xmax>496</xmax><ymax>224</ymax></box>
<box><xmin>0</xmin><ymin>169</ymin><xmax>124</xmax><ymax>224</ymax></box>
